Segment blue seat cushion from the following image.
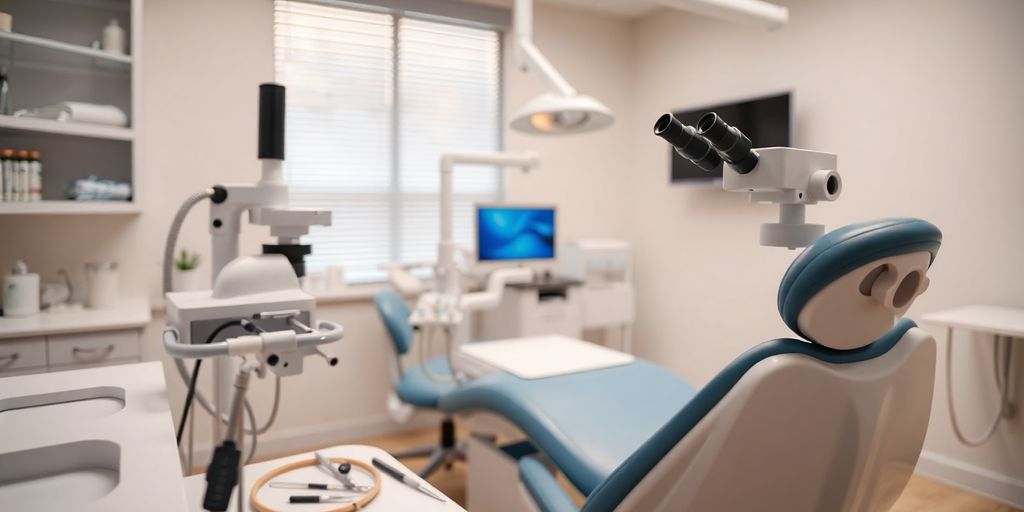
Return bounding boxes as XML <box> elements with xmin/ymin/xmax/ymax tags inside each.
<box><xmin>396</xmin><ymin>356</ymin><xmax>458</xmax><ymax>408</ymax></box>
<box><xmin>777</xmin><ymin>218</ymin><xmax>941</xmax><ymax>341</ymax></box>
<box><xmin>439</xmin><ymin>359</ymin><xmax>698</xmax><ymax>495</ymax></box>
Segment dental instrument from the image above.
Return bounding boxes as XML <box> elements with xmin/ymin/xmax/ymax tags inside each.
<box><xmin>315</xmin><ymin>451</ymin><xmax>372</xmax><ymax>492</ymax></box>
<box><xmin>371</xmin><ymin>456</ymin><xmax>448</xmax><ymax>502</ymax></box>
<box><xmin>245</xmin><ymin>453</ymin><xmax>384</xmax><ymax>512</ymax></box>
<box><xmin>268</xmin><ymin>482</ymin><xmax>361</xmax><ymax>492</ymax></box>
<box><xmin>654</xmin><ymin>111</ymin><xmax>841</xmax><ymax>248</ymax></box>
<box><xmin>288</xmin><ymin>495</ymin><xmax>354</xmax><ymax>504</ymax></box>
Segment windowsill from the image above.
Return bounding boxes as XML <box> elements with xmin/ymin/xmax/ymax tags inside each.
<box><xmin>150</xmin><ymin>283</ymin><xmax>390</xmax><ymax>313</ymax></box>
<box><xmin>310</xmin><ymin>283</ymin><xmax>388</xmax><ymax>304</ymax></box>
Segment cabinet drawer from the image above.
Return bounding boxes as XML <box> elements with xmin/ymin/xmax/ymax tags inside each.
<box><xmin>0</xmin><ymin>337</ymin><xmax>47</xmax><ymax>374</ymax></box>
<box><xmin>47</xmin><ymin>330</ymin><xmax>140</xmax><ymax>368</ymax></box>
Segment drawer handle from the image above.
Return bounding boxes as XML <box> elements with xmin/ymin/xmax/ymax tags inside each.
<box><xmin>72</xmin><ymin>344</ymin><xmax>116</xmax><ymax>361</ymax></box>
<box><xmin>0</xmin><ymin>353</ymin><xmax>19</xmax><ymax>368</ymax></box>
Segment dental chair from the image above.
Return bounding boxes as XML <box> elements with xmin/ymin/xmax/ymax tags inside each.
<box><xmin>440</xmin><ymin>218</ymin><xmax>942</xmax><ymax>512</ymax></box>
<box><xmin>374</xmin><ymin>289</ymin><xmax>463</xmax><ymax>478</ymax></box>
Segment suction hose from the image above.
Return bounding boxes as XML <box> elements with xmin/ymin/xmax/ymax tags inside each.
<box><xmin>946</xmin><ymin>333</ymin><xmax>1014</xmax><ymax>446</ymax></box>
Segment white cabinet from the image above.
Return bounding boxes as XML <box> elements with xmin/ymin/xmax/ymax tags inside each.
<box><xmin>47</xmin><ymin>329</ymin><xmax>141</xmax><ymax>369</ymax></box>
<box><xmin>478</xmin><ymin>279</ymin><xmax>583</xmax><ymax>340</ymax></box>
<box><xmin>0</xmin><ymin>0</ymin><xmax>142</xmax><ymax>215</ymax></box>
<box><xmin>0</xmin><ymin>299</ymin><xmax>150</xmax><ymax>375</ymax></box>
<box><xmin>0</xmin><ymin>336</ymin><xmax>47</xmax><ymax>376</ymax></box>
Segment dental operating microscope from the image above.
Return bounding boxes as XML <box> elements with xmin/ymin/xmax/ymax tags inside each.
<box><xmin>654</xmin><ymin>111</ymin><xmax>842</xmax><ymax>248</ymax></box>
<box><xmin>161</xmin><ymin>84</ymin><xmax>344</xmax><ymax>511</ymax></box>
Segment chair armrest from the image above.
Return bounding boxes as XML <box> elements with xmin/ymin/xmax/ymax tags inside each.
<box><xmin>519</xmin><ymin>456</ymin><xmax>580</xmax><ymax>512</ymax></box>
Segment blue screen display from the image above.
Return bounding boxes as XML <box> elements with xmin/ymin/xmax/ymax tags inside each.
<box><xmin>477</xmin><ymin>207</ymin><xmax>555</xmax><ymax>261</ymax></box>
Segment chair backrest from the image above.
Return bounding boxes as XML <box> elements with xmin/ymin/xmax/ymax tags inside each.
<box><xmin>582</xmin><ymin>218</ymin><xmax>942</xmax><ymax>512</ymax></box>
<box><xmin>374</xmin><ymin>289</ymin><xmax>414</xmax><ymax>356</ymax></box>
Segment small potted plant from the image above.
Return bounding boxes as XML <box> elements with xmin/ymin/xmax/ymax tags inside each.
<box><xmin>173</xmin><ymin>249</ymin><xmax>202</xmax><ymax>292</ymax></box>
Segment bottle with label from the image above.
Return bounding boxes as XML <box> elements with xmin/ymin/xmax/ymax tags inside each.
<box><xmin>0</xmin><ymin>148</ymin><xmax>11</xmax><ymax>201</ymax></box>
<box><xmin>15</xmin><ymin>149</ymin><xmax>29</xmax><ymax>201</ymax></box>
<box><xmin>29</xmin><ymin>150</ymin><xmax>41</xmax><ymax>201</ymax></box>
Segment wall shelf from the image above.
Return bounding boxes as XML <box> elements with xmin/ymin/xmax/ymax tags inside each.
<box><xmin>0</xmin><ymin>30</ymin><xmax>132</xmax><ymax>65</ymax></box>
<box><xmin>0</xmin><ymin>200</ymin><xmax>139</xmax><ymax>215</ymax></box>
<box><xmin>0</xmin><ymin>115</ymin><xmax>133</xmax><ymax>141</ymax></box>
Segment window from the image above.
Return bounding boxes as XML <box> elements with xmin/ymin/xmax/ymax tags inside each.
<box><xmin>273</xmin><ymin>1</ymin><xmax>503</xmax><ymax>283</ymax></box>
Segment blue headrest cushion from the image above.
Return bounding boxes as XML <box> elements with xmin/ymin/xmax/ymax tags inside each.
<box><xmin>778</xmin><ymin>218</ymin><xmax>941</xmax><ymax>341</ymax></box>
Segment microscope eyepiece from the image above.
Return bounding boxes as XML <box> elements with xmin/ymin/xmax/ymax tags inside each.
<box><xmin>653</xmin><ymin>113</ymin><xmax>722</xmax><ymax>172</ymax></box>
<box><xmin>697</xmin><ymin>112</ymin><xmax>759</xmax><ymax>174</ymax></box>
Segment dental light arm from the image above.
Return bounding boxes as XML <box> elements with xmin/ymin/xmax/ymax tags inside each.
<box><xmin>513</xmin><ymin>0</ymin><xmax>574</xmax><ymax>96</ymax></box>
<box><xmin>654</xmin><ymin>112</ymin><xmax>842</xmax><ymax>248</ymax></box>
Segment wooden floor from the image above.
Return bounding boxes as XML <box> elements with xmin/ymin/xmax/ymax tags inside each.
<box><xmin>327</xmin><ymin>428</ymin><xmax>1020</xmax><ymax>512</ymax></box>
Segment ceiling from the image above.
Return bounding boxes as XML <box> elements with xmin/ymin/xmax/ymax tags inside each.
<box><xmin>539</xmin><ymin>0</ymin><xmax>662</xmax><ymax>18</ymax></box>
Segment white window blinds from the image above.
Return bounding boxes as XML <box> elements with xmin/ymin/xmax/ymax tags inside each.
<box><xmin>273</xmin><ymin>1</ymin><xmax>502</xmax><ymax>283</ymax></box>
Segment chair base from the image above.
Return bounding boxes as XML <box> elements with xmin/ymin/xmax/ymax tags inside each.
<box><xmin>392</xmin><ymin>417</ymin><xmax>466</xmax><ymax>479</ymax></box>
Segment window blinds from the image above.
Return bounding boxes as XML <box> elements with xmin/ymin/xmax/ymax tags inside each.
<box><xmin>274</xmin><ymin>0</ymin><xmax>502</xmax><ymax>283</ymax></box>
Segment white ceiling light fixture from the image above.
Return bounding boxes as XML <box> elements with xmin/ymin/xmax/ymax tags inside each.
<box><xmin>650</xmin><ymin>0</ymin><xmax>788</xmax><ymax>29</ymax></box>
<box><xmin>509</xmin><ymin>0</ymin><xmax>614</xmax><ymax>135</ymax></box>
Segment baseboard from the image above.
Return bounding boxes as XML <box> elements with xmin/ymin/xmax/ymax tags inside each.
<box><xmin>916</xmin><ymin>450</ymin><xmax>1024</xmax><ymax>508</ymax></box>
<box><xmin>189</xmin><ymin>413</ymin><xmax>437</xmax><ymax>466</ymax></box>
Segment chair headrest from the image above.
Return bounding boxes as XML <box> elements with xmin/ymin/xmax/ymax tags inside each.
<box><xmin>778</xmin><ymin>218</ymin><xmax>941</xmax><ymax>349</ymax></box>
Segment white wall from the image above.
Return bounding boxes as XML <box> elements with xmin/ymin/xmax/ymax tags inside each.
<box><xmin>0</xmin><ymin>0</ymin><xmax>635</xmax><ymax>458</ymax></box>
<box><xmin>628</xmin><ymin>0</ymin><xmax>1024</xmax><ymax>502</ymax></box>
<box><xmin>3</xmin><ymin>0</ymin><xmax>1022</xmax><ymax>502</ymax></box>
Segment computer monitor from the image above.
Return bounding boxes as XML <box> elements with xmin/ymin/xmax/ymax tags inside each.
<box><xmin>475</xmin><ymin>205</ymin><xmax>556</xmax><ymax>262</ymax></box>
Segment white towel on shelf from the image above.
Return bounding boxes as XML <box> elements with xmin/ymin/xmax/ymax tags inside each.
<box><xmin>14</xmin><ymin>102</ymin><xmax>128</xmax><ymax>127</ymax></box>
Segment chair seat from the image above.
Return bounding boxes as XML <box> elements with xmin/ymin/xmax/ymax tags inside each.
<box><xmin>439</xmin><ymin>359</ymin><xmax>697</xmax><ymax>495</ymax></box>
<box><xmin>396</xmin><ymin>356</ymin><xmax>459</xmax><ymax>408</ymax></box>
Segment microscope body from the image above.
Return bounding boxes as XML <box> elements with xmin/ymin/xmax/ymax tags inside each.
<box><xmin>655</xmin><ymin>112</ymin><xmax>842</xmax><ymax>248</ymax></box>
<box><xmin>723</xmin><ymin>146</ymin><xmax>841</xmax><ymax>248</ymax></box>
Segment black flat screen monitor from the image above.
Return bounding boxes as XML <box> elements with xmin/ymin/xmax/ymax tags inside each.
<box><xmin>669</xmin><ymin>92</ymin><xmax>791</xmax><ymax>184</ymax></box>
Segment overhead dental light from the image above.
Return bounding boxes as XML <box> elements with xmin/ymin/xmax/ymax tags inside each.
<box><xmin>509</xmin><ymin>0</ymin><xmax>614</xmax><ymax>135</ymax></box>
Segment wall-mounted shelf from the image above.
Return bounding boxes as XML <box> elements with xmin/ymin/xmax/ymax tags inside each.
<box><xmin>0</xmin><ymin>30</ymin><xmax>132</xmax><ymax>65</ymax></box>
<box><xmin>0</xmin><ymin>200</ymin><xmax>139</xmax><ymax>215</ymax></box>
<box><xmin>0</xmin><ymin>115</ymin><xmax>133</xmax><ymax>141</ymax></box>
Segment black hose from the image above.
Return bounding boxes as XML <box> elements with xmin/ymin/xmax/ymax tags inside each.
<box><xmin>177</xmin><ymin>319</ymin><xmax>253</xmax><ymax>445</ymax></box>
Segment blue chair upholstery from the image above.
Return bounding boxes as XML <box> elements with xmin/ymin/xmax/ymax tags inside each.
<box><xmin>374</xmin><ymin>289</ymin><xmax>415</xmax><ymax>355</ymax></box>
<box><xmin>777</xmin><ymin>218</ymin><xmax>941</xmax><ymax>342</ymax></box>
<box><xmin>374</xmin><ymin>289</ymin><xmax>458</xmax><ymax>407</ymax></box>
<box><xmin>395</xmin><ymin>356</ymin><xmax>456</xmax><ymax>408</ymax></box>
<box><xmin>439</xmin><ymin>359</ymin><xmax>697</xmax><ymax>495</ymax></box>
<box><xmin>520</xmin><ymin>456</ymin><xmax>580</xmax><ymax>512</ymax></box>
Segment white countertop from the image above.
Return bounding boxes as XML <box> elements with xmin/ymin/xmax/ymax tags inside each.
<box><xmin>0</xmin><ymin>298</ymin><xmax>151</xmax><ymax>339</ymax></box>
<box><xmin>183</xmin><ymin>444</ymin><xmax>465</xmax><ymax>512</ymax></box>
<box><xmin>0</xmin><ymin>362</ymin><xmax>190</xmax><ymax>511</ymax></box>
<box><xmin>921</xmin><ymin>304</ymin><xmax>1024</xmax><ymax>338</ymax></box>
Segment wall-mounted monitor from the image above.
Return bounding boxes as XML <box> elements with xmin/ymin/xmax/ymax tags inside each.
<box><xmin>669</xmin><ymin>92</ymin><xmax>791</xmax><ymax>184</ymax></box>
<box><xmin>475</xmin><ymin>205</ymin><xmax>556</xmax><ymax>262</ymax></box>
